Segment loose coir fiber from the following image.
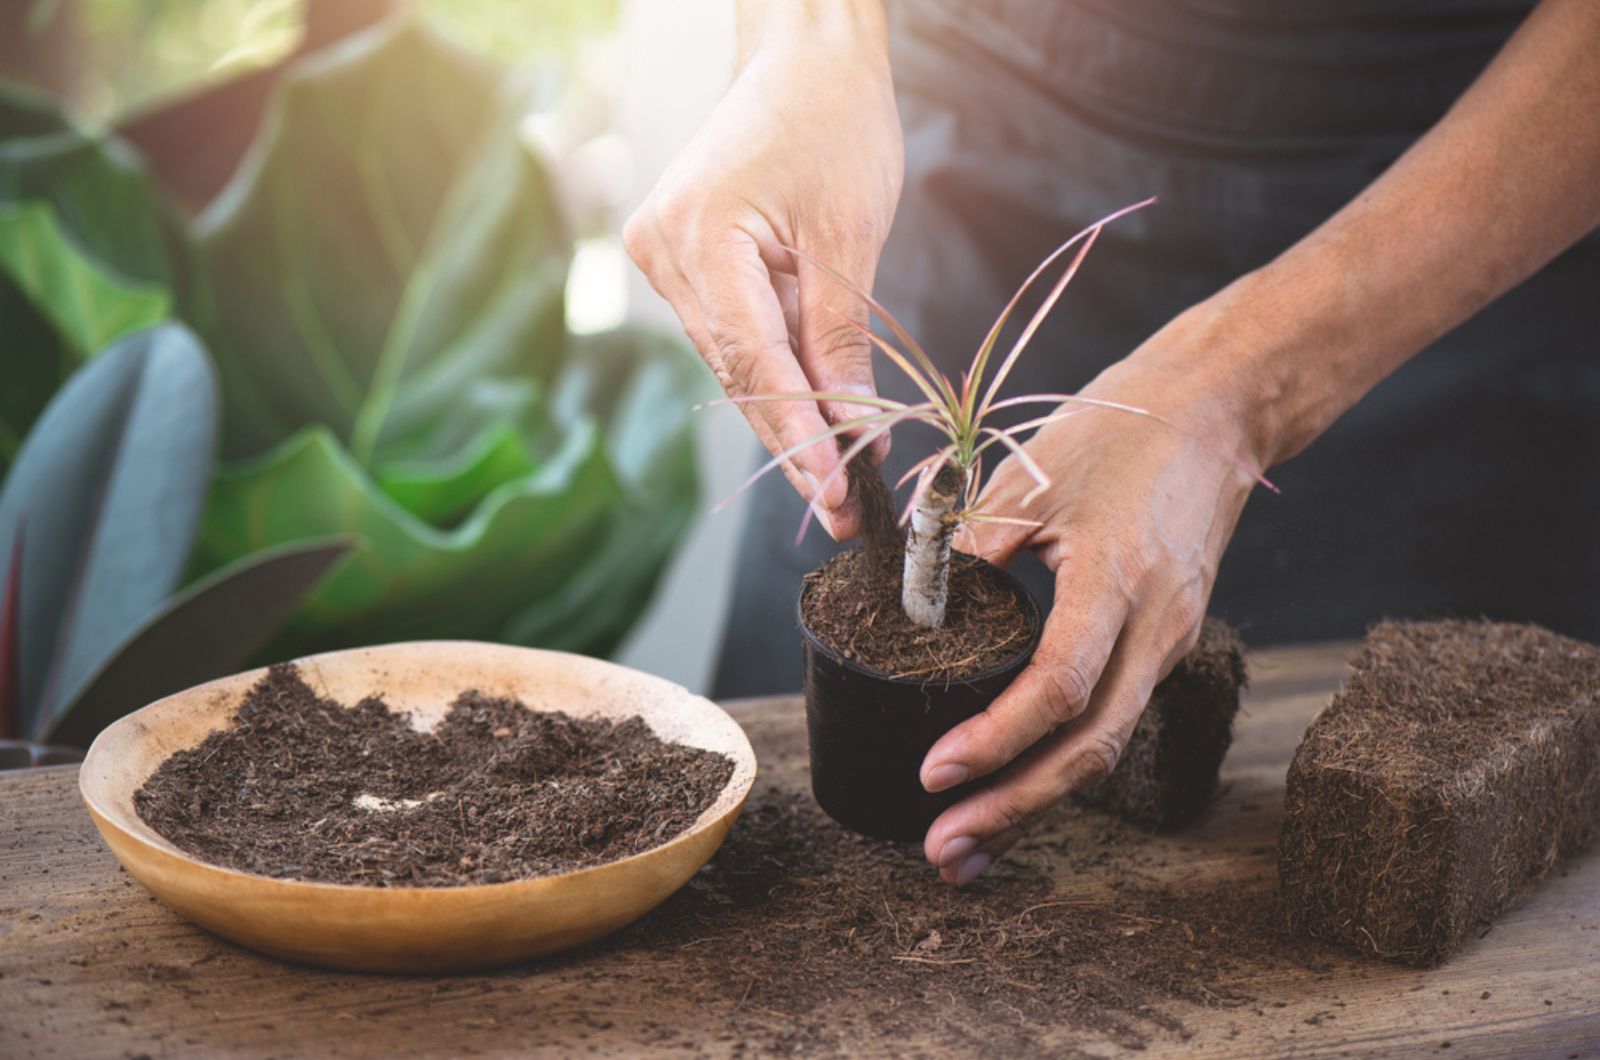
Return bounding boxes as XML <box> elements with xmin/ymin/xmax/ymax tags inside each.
<box><xmin>1075</xmin><ymin>619</ymin><xmax>1247</xmax><ymax>830</ymax></box>
<box><xmin>1278</xmin><ymin>620</ymin><xmax>1600</xmax><ymax>966</ymax></box>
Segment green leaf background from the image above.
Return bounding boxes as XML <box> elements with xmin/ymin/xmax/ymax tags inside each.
<box><xmin>3</xmin><ymin>15</ymin><xmax>704</xmax><ymax>670</ymax></box>
<box><xmin>192</xmin><ymin>326</ymin><xmax>702</xmax><ymax>659</ymax></box>
<box><xmin>0</xmin><ymin>85</ymin><xmax>179</xmax><ymax>473</ymax></box>
<box><xmin>179</xmin><ymin>16</ymin><xmax>702</xmax><ymax>659</ymax></box>
<box><xmin>187</xmin><ymin>17</ymin><xmax>569</xmax><ymax>464</ymax></box>
<box><xmin>0</xmin><ymin>323</ymin><xmax>218</xmax><ymax>737</ymax></box>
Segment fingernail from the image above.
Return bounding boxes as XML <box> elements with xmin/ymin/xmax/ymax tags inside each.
<box><xmin>937</xmin><ymin>835</ymin><xmax>977</xmax><ymax>868</ymax></box>
<box><xmin>923</xmin><ymin>763</ymin><xmax>970</xmax><ymax>793</ymax></box>
<box><xmin>799</xmin><ymin>472</ymin><xmax>837</xmax><ymax>540</ymax></box>
<box><xmin>955</xmin><ymin>853</ymin><xmax>993</xmax><ymax>887</ymax></box>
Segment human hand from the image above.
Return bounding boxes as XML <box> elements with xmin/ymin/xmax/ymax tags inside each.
<box><xmin>623</xmin><ymin>0</ymin><xmax>902</xmax><ymax>538</ymax></box>
<box><xmin>917</xmin><ymin>325</ymin><xmax>1268</xmax><ymax>885</ymax></box>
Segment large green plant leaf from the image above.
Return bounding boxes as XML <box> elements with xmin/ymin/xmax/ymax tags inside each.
<box><xmin>0</xmin><ymin>134</ymin><xmax>175</xmax><ymax>288</ymax></box>
<box><xmin>376</xmin><ymin>420</ymin><xmax>538</xmax><ymax>526</ymax></box>
<box><xmin>193</xmin><ymin>423</ymin><xmax>622</xmax><ymax>657</ymax></box>
<box><xmin>43</xmin><ymin>538</ymin><xmax>353</xmax><ymax>748</ymax></box>
<box><xmin>0</xmin><ymin>324</ymin><xmax>218</xmax><ymax>737</ymax></box>
<box><xmin>0</xmin><ymin>202</ymin><xmax>169</xmax><ymax>358</ymax></box>
<box><xmin>189</xmin><ymin>15</ymin><xmax>569</xmax><ymax>462</ymax></box>
<box><xmin>507</xmin><ymin>326</ymin><xmax>703</xmax><ymax>655</ymax></box>
<box><xmin>0</xmin><ymin>86</ymin><xmax>71</xmax><ymax>141</ymax></box>
<box><xmin>0</xmin><ymin>85</ymin><xmax>181</xmax><ymax>472</ymax></box>
<box><xmin>0</xmin><ymin>201</ymin><xmax>170</xmax><ymax>468</ymax></box>
<box><xmin>192</xmin><ymin>325</ymin><xmax>704</xmax><ymax>660</ymax></box>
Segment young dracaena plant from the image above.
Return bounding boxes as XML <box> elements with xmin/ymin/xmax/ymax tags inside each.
<box><xmin>712</xmin><ymin>198</ymin><xmax>1277</xmax><ymax>629</ymax></box>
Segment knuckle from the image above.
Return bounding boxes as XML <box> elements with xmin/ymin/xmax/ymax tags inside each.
<box><xmin>714</xmin><ymin>344</ymin><xmax>760</xmax><ymax>398</ymax></box>
<box><xmin>708</xmin><ymin>318</ymin><xmax>790</xmax><ymax>399</ymax></box>
<box><xmin>804</xmin><ymin>313</ymin><xmax>868</xmax><ymax>366</ymax></box>
<box><xmin>1074</xmin><ymin>731</ymin><xmax>1125</xmax><ymax>787</ymax></box>
<box><xmin>1169</xmin><ymin>589</ymin><xmax>1206</xmax><ymax>646</ymax></box>
<box><xmin>651</xmin><ymin>187</ymin><xmax>698</xmax><ymax>242</ymax></box>
<box><xmin>621</xmin><ymin>211</ymin><xmax>652</xmax><ymax>265</ymax></box>
<box><xmin>1034</xmin><ymin>658</ymin><xmax>1096</xmax><ymax>726</ymax></box>
<box><xmin>1111</xmin><ymin>544</ymin><xmax>1155</xmax><ymax>595</ymax></box>
<box><xmin>990</xmin><ymin>793</ymin><xmax>1036</xmax><ymax>833</ymax></box>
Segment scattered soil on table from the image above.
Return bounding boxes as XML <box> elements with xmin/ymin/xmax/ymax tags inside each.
<box><xmin>134</xmin><ymin>664</ymin><xmax>735</xmax><ymax>886</ymax></box>
<box><xmin>801</xmin><ymin>459</ymin><xmax>1035</xmax><ymax>680</ymax></box>
<box><xmin>1280</xmin><ymin>619</ymin><xmax>1600</xmax><ymax>966</ymax></box>
<box><xmin>583</xmin><ymin>780</ymin><xmax>1342</xmax><ymax>1056</ymax></box>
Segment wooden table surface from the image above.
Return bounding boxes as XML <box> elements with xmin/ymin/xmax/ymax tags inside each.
<box><xmin>2</xmin><ymin>642</ymin><xmax>1597</xmax><ymax>1059</ymax></box>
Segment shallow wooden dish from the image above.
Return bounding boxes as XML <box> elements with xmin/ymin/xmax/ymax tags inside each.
<box><xmin>78</xmin><ymin>641</ymin><xmax>757</xmax><ymax>974</ymax></box>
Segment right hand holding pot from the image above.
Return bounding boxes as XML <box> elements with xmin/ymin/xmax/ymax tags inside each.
<box><xmin>917</xmin><ymin>348</ymin><xmax>1267</xmax><ymax>885</ymax></box>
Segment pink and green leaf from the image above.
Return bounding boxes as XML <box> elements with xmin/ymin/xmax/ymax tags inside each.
<box><xmin>979</xmin><ymin>427</ymin><xmax>1052</xmax><ymax>505</ymax></box>
<box><xmin>896</xmin><ymin>444</ymin><xmax>959</xmax><ymax>526</ymax></box>
<box><xmin>705</xmin><ymin>391</ymin><xmax>911</xmax><ymax>413</ymax></box>
<box><xmin>987</xmin><ymin>394</ymin><xmax>1278</xmax><ymax>492</ymax></box>
<box><xmin>785</xmin><ymin>245</ymin><xmax>959</xmax><ymax>409</ymax></box>
<box><xmin>712</xmin><ymin>405</ymin><xmax>932</xmax><ymax>513</ymax></box>
<box><xmin>975</xmin><ymin>227</ymin><xmax>1101</xmax><ymax>422</ymax></box>
<box><xmin>964</xmin><ymin>198</ymin><xmax>1156</xmax><ymax>424</ymax></box>
<box><xmin>962</xmin><ymin>512</ymin><xmax>1045</xmax><ymax>529</ymax></box>
<box><xmin>834</xmin><ymin>312</ymin><xmax>955</xmax><ymax>414</ymax></box>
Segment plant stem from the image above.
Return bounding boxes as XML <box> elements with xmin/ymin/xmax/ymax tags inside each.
<box><xmin>901</xmin><ymin>464</ymin><xmax>965</xmax><ymax>628</ymax></box>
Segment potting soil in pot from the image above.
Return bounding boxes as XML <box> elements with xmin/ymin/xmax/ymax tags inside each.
<box><xmin>800</xmin><ymin>460</ymin><xmax>1035</xmax><ymax>681</ymax></box>
<box><xmin>133</xmin><ymin>664</ymin><xmax>735</xmax><ymax>886</ymax></box>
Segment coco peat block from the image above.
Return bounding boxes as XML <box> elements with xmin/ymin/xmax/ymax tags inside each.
<box><xmin>1075</xmin><ymin>619</ymin><xmax>1247</xmax><ymax>831</ymax></box>
<box><xmin>1278</xmin><ymin>620</ymin><xmax>1600</xmax><ymax>966</ymax></box>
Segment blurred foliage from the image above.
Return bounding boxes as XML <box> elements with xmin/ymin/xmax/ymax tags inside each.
<box><xmin>0</xmin><ymin>321</ymin><xmax>350</xmax><ymax>753</ymax></box>
<box><xmin>0</xmin><ymin>323</ymin><xmax>217</xmax><ymax>738</ymax></box>
<box><xmin>187</xmin><ymin>19</ymin><xmax>568</xmax><ymax>460</ymax></box>
<box><xmin>179</xmin><ymin>17</ymin><xmax>699</xmax><ymax>660</ymax></box>
<box><xmin>10</xmin><ymin>0</ymin><xmax>618</xmax><ymax>126</ymax></box>
<box><xmin>1</xmin><ymin>11</ymin><xmax>702</xmax><ymax>686</ymax></box>
<box><xmin>0</xmin><ymin>84</ymin><xmax>178</xmax><ymax>470</ymax></box>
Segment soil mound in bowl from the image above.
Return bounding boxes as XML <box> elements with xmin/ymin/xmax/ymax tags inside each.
<box><xmin>1278</xmin><ymin>619</ymin><xmax>1600</xmax><ymax>965</ymax></box>
<box><xmin>134</xmin><ymin>664</ymin><xmax>736</xmax><ymax>887</ymax></box>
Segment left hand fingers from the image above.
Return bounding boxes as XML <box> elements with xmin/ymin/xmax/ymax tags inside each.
<box><xmin>922</xmin><ymin>621</ymin><xmax>1163</xmax><ymax>883</ymax></box>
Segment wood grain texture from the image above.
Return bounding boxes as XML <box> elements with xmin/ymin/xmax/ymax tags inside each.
<box><xmin>2</xmin><ymin>641</ymin><xmax>1597</xmax><ymax>1059</ymax></box>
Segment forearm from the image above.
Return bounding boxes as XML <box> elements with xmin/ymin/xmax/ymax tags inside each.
<box><xmin>735</xmin><ymin>0</ymin><xmax>888</xmax><ymax>69</ymax></box>
<box><xmin>1168</xmin><ymin>0</ymin><xmax>1600</xmax><ymax>469</ymax></box>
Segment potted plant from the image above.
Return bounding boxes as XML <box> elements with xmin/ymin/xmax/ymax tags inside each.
<box><xmin>726</xmin><ymin>200</ymin><xmax>1274</xmax><ymax>841</ymax></box>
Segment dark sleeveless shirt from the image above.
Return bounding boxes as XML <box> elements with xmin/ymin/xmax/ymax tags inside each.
<box><xmin>713</xmin><ymin>0</ymin><xmax>1599</xmax><ymax>697</ymax></box>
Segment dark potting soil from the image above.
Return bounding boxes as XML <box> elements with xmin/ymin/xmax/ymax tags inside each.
<box><xmin>1279</xmin><ymin>619</ymin><xmax>1600</xmax><ymax>966</ymax></box>
<box><xmin>133</xmin><ymin>664</ymin><xmax>735</xmax><ymax>887</ymax></box>
<box><xmin>586</xmin><ymin>766</ymin><xmax>1347</xmax><ymax>1055</ymax></box>
<box><xmin>800</xmin><ymin>460</ymin><xmax>1035</xmax><ymax>680</ymax></box>
<box><xmin>1076</xmin><ymin>619</ymin><xmax>1247</xmax><ymax>830</ymax></box>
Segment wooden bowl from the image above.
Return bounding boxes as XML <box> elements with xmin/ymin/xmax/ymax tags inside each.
<box><xmin>78</xmin><ymin>641</ymin><xmax>757</xmax><ymax>974</ymax></box>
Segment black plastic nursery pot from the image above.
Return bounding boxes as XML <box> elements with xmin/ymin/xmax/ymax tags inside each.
<box><xmin>798</xmin><ymin>561</ymin><xmax>1042</xmax><ymax>843</ymax></box>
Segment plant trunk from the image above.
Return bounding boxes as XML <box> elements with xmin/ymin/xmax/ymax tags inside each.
<box><xmin>902</xmin><ymin>464</ymin><xmax>966</xmax><ymax>628</ymax></box>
